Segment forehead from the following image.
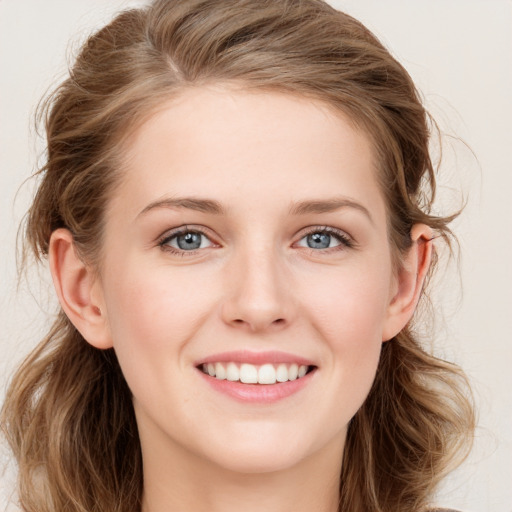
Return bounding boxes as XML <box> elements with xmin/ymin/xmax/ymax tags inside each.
<box><xmin>112</xmin><ymin>86</ymin><xmax>385</xmax><ymax>221</ymax></box>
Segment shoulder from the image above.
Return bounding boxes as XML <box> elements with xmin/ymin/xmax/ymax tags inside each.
<box><xmin>429</xmin><ymin>509</ymin><xmax>463</xmax><ymax>512</ymax></box>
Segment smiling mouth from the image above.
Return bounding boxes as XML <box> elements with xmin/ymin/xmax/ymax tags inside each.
<box><xmin>198</xmin><ymin>362</ymin><xmax>316</xmax><ymax>385</ymax></box>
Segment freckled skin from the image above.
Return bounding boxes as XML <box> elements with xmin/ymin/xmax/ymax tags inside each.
<box><xmin>88</xmin><ymin>86</ymin><xmax>418</xmax><ymax>508</ymax></box>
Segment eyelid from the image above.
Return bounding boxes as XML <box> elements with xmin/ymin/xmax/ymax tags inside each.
<box><xmin>294</xmin><ymin>225</ymin><xmax>355</xmax><ymax>250</ymax></box>
<box><xmin>157</xmin><ymin>225</ymin><xmax>219</xmax><ymax>254</ymax></box>
<box><xmin>155</xmin><ymin>224</ymin><xmax>355</xmax><ymax>256</ymax></box>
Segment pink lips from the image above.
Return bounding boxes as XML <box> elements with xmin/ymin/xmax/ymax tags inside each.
<box><xmin>196</xmin><ymin>350</ymin><xmax>315</xmax><ymax>367</ymax></box>
<box><xmin>195</xmin><ymin>350</ymin><xmax>317</xmax><ymax>403</ymax></box>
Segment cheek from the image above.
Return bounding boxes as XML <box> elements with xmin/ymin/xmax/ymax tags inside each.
<box><xmin>304</xmin><ymin>260</ymin><xmax>392</xmax><ymax>344</ymax></box>
<box><xmin>101</xmin><ymin>264</ymin><xmax>214</xmax><ymax>415</ymax></box>
<box><xmin>288</xmin><ymin>266</ymin><xmax>389</xmax><ymax>450</ymax></box>
<box><xmin>300</xmin><ymin>259</ymin><xmax>392</xmax><ymax>400</ymax></box>
<box><xmin>104</xmin><ymin>261</ymin><xmax>216</xmax><ymax>351</ymax></box>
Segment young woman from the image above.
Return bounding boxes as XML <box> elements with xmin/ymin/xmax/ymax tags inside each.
<box><xmin>1</xmin><ymin>1</ymin><xmax>474</xmax><ymax>511</ymax></box>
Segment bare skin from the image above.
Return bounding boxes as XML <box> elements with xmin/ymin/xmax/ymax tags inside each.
<box><xmin>49</xmin><ymin>86</ymin><xmax>432</xmax><ymax>512</ymax></box>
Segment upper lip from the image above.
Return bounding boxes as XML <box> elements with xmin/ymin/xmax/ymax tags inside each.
<box><xmin>195</xmin><ymin>350</ymin><xmax>316</xmax><ymax>367</ymax></box>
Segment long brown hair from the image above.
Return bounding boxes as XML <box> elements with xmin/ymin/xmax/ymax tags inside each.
<box><xmin>1</xmin><ymin>1</ymin><xmax>474</xmax><ymax>511</ymax></box>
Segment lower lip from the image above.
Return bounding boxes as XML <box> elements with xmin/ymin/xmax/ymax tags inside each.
<box><xmin>197</xmin><ymin>369</ymin><xmax>316</xmax><ymax>403</ymax></box>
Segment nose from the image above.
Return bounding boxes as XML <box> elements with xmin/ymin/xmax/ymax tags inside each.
<box><xmin>220</xmin><ymin>245</ymin><xmax>294</xmax><ymax>333</ymax></box>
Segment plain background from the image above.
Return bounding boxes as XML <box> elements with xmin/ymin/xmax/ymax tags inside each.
<box><xmin>0</xmin><ymin>1</ymin><xmax>511</xmax><ymax>511</ymax></box>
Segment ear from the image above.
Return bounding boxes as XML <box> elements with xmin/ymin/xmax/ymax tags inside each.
<box><xmin>382</xmin><ymin>224</ymin><xmax>433</xmax><ymax>342</ymax></box>
<box><xmin>49</xmin><ymin>228</ymin><xmax>113</xmax><ymax>349</ymax></box>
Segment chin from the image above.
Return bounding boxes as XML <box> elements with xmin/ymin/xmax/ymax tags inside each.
<box><xmin>210</xmin><ymin>446</ymin><xmax>306</xmax><ymax>475</ymax></box>
<box><xmin>196</xmin><ymin>424</ymin><xmax>319</xmax><ymax>475</ymax></box>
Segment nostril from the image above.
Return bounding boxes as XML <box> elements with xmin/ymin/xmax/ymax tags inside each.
<box><xmin>228</xmin><ymin>318</ymin><xmax>287</xmax><ymax>334</ymax></box>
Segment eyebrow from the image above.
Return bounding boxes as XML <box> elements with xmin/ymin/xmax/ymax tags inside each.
<box><xmin>289</xmin><ymin>197</ymin><xmax>374</xmax><ymax>224</ymax></box>
<box><xmin>138</xmin><ymin>197</ymin><xmax>225</xmax><ymax>217</ymax></box>
<box><xmin>137</xmin><ymin>195</ymin><xmax>373</xmax><ymax>224</ymax></box>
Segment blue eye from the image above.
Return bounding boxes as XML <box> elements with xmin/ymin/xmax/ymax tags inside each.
<box><xmin>296</xmin><ymin>228</ymin><xmax>352</xmax><ymax>250</ymax></box>
<box><xmin>305</xmin><ymin>232</ymin><xmax>337</xmax><ymax>249</ymax></box>
<box><xmin>160</xmin><ymin>229</ymin><xmax>213</xmax><ymax>251</ymax></box>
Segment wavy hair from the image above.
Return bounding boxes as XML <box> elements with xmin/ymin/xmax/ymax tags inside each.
<box><xmin>1</xmin><ymin>1</ymin><xmax>474</xmax><ymax>511</ymax></box>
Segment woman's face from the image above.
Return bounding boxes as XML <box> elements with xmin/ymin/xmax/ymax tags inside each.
<box><xmin>95</xmin><ymin>86</ymin><xmax>402</xmax><ymax>474</ymax></box>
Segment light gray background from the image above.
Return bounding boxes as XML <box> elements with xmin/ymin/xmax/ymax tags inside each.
<box><xmin>1</xmin><ymin>1</ymin><xmax>511</xmax><ymax>511</ymax></box>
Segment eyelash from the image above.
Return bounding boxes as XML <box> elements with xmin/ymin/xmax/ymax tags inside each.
<box><xmin>157</xmin><ymin>226</ymin><xmax>214</xmax><ymax>256</ymax></box>
<box><xmin>297</xmin><ymin>226</ymin><xmax>354</xmax><ymax>252</ymax></box>
<box><xmin>157</xmin><ymin>225</ymin><xmax>354</xmax><ymax>255</ymax></box>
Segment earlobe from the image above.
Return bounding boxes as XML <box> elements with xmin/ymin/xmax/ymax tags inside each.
<box><xmin>382</xmin><ymin>224</ymin><xmax>433</xmax><ymax>341</ymax></box>
<box><xmin>49</xmin><ymin>228</ymin><xmax>113</xmax><ymax>349</ymax></box>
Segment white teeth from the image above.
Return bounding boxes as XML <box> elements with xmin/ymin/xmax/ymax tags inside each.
<box><xmin>276</xmin><ymin>364</ymin><xmax>289</xmax><ymax>382</ymax></box>
<box><xmin>289</xmin><ymin>363</ymin><xmax>298</xmax><ymax>381</ymax></box>
<box><xmin>240</xmin><ymin>363</ymin><xmax>258</xmax><ymax>384</ymax></box>
<box><xmin>202</xmin><ymin>362</ymin><xmax>311</xmax><ymax>384</ymax></box>
<box><xmin>258</xmin><ymin>364</ymin><xmax>276</xmax><ymax>384</ymax></box>
<box><xmin>215</xmin><ymin>362</ymin><xmax>227</xmax><ymax>380</ymax></box>
<box><xmin>226</xmin><ymin>362</ymin><xmax>240</xmax><ymax>381</ymax></box>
